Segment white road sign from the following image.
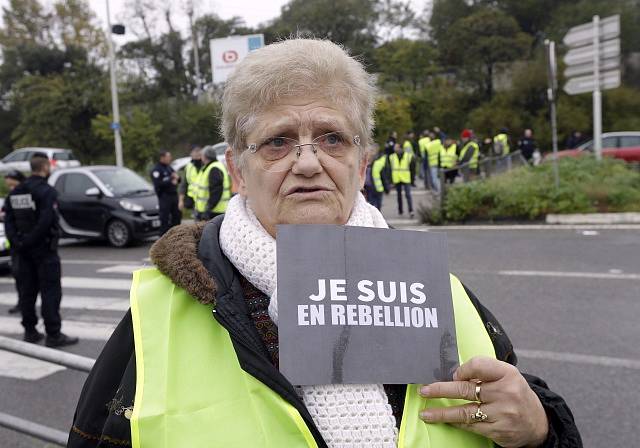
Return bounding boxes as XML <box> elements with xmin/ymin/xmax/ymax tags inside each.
<box><xmin>563</xmin><ymin>69</ymin><xmax>621</xmax><ymax>95</ymax></box>
<box><xmin>564</xmin><ymin>57</ymin><xmax>620</xmax><ymax>78</ymax></box>
<box><xmin>563</xmin><ymin>14</ymin><xmax>620</xmax><ymax>48</ymax></box>
<box><xmin>563</xmin><ymin>38</ymin><xmax>620</xmax><ymax>66</ymax></box>
<box><xmin>210</xmin><ymin>34</ymin><xmax>264</xmax><ymax>84</ymax></box>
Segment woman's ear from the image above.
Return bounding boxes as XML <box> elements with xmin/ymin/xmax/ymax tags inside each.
<box><xmin>225</xmin><ymin>148</ymin><xmax>247</xmax><ymax>196</ymax></box>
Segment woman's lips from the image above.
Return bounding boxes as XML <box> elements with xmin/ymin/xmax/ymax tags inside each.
<box><xmin>285</xmin><ymin>186</ymin><xmax>332</xmax><ymax>199</ymax></box>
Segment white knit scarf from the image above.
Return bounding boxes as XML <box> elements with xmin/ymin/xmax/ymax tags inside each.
<box><xmin>220</xmin><ymin>193</ymin><xmax>397</xmax><ymax>447</ymax></box>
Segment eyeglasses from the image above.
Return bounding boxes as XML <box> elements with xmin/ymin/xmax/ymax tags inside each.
<box><xmin>245</xmin><ymin>131</ymin><xmax>361</xmax><ymax>172</ymax></box>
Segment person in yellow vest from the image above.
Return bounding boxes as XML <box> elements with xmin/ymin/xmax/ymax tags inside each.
<box><xmin>364</xmin><ymin>145</ymin><xmax>389</xmax><ymax>210</ymax></box>
<box><xmin>417</xmin><ymin>130</ymin><xmax>431</xmax><ymax>188</ymax></box>
<box><xmin>458</xmin><ymin>129</ymin><xmax>480</xmax><ymax>182</ymax></box>
<box><xmin>193</xmin><ymin>145</ymin><xmax>231</xmax><ymax>221</ymax></box>
<box><xmin>425</xmin><ymin>131</ymin><xmax>443</xmax><ymax>193</ymax></box>
<box><xmin>390</xmin><ymin>142</ymin><xmax>416</xmax><ymax>218</ymax></box>
<box><xmin>178</xmin><ymin>145</ymin><xmax>203</xmax><ymax>212</ymax></box>
<box><xmin>441</xmin><ymin>138</ymin><xmax>459</xmax><ymax>185</ymax></box>
<box><xmin>493</xmin><ymin>128</ymin><xmax>510</xmax><ymax>156</ymax></box>
<box><xmin>69</xmin><ymin>38</ymin><xmax>580</xmax><ymax>448</ymax></box>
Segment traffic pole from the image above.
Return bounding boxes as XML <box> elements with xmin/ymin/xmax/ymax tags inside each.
<box><xmin>545</xmin><ymin>40</ymin><xmax>560</xmax><ymax>189</ymax></box>
<box><xmin>592</xmin><ymin>15</ymin><xmax>602</xmax><ymax>161</ymax></box>
<box><xmin>106</xmin><ymin>0</ymin><xmax>124</xmax><ymax>167</ymax></box>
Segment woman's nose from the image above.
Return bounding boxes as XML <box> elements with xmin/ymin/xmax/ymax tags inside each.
<box><xmin>291</xmin><ymin>145</ymin><xmax>323</xmax><ymax>176</ymax></box>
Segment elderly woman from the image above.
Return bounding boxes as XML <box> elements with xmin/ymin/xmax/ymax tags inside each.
<box><xmin>69</xmin><ymin>39</ymin><xmax>581</xmax><ymax>448</ymax></box>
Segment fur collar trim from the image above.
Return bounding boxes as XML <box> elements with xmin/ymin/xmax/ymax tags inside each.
<box><xmin>149</xmin><ymin>222</ymin><xmax>217</xmax><ymax>305</ymax></box>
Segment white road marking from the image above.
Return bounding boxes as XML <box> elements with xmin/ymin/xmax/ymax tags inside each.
<box><xmin>581</xmin><ymin>230</ymin><xmax>599</xmax><ymax>236</ymax></box>
<box><xmin>0</xmin><ymin>276</ymin><xmax>131</xmax><ymax>290</ymax></box>
<box><xmin>498</xmin><ymin>270</ymin><xmax>640</xmax><ymax>280</ymax></box>
<box><xmin>97</xmin><ymin>265</ymin><xmax>144</xmax><ymax>274</ymax></box>
<box><xmin>0</xmin><ymin>317</ymin><xmax>117</xmax><ymax>340</ymax></box>
<box><xmin>0</xmin><ymin>293</ymin><xmax>128</xmax><ymax>311</ymax></box>
<box><xmin>0</xmin><ymin>350</ymin><xmax>66</xmax><ymax>380</ymax></box>
<box><xmin>519</xmin><ymin>349</ymin><xmax>640</xmax><ymax>370</ymax></box>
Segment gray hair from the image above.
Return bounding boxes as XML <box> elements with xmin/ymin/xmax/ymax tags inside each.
<box><xmin>221</xmin><ymin>38</ymin><xmax>377</xmax><ymax>163</ymax></box>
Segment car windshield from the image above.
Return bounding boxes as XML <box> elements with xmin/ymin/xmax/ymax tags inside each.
<box><xmin>93</xmin><ymin>168</ymin><xmax>153</xmax><ymax>196</ymax></box>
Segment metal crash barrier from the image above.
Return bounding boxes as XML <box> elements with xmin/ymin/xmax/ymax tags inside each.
<box><xmin>0</xmin><ymin>335</ymin><xmax>95</xmax><ymax>446</ymax></box>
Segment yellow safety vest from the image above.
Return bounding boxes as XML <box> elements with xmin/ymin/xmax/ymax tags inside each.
<box><xmin>460</xmin><ymin>141</ymin><xmax>480</xmax><ymax>169</ymax></box>
<box><xmin>426</xmin><ymin>139</ymin><xmax>443</xmax><ymax>168</ymax></box>
<box><xmin>390</xmin><ymin>152</ymin><xmax>413</xmax><ymax>184</ymax></box>
<box><xmin>418</xmin><ymin>137</ymin><xmax>431</xmax><ymax>158</ymax></box>
<box><xmin>194</xmin><ymin>161</ymin><xmax>230</xmax><ymax>214</ymax></box>
<box><xmin>372</xmin><ymin>155</ymin><xmax>387</xmax><ymax>193</ymax></box>
<box><xmin>494</xmin><ymin>134</ymin><xmax>510</xmax><ymax>155</ymax></box>
<box><xmin>184</xmin><ymin>162</ymin><xmax>200</xmax><ymax>200</ymax></box>
<box><xmin>440</xmin><ymin>144</ymin><xmax>457</xmax><ymax>169</ymax></box>
<box><xmin>402</xmin><ymin>140</ymin><xmax>415</xmax><ymax>155</ymax></box>
<box><xmin>130</xmin><ymin>268</ymin><xmax>496</xmax><ymax>448</ymax></box>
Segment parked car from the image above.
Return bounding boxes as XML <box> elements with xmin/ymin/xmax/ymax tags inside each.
<box><xmin>551</xmin><ymin>131</ymin><xmax>640</xmax><ymax>163</ymax></box>
<box><xmin>48</xmin><ymin>166</ymin><xmax>161</xmax><ymax>247</ymax></box>
<box><xmin>0</xmin><ymin>147</ymin><xmax>81</xmax><ymax>173</ymax></box>
<box><xmin>171</xmin><ymin>142</ymin><xmax>228</xmax><ymax>172</ymax></box>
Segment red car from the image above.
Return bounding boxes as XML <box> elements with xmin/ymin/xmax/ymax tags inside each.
<box><xmin>553</xmin><ymin>131</ymin><xmax>640</xmax><ymax>162</ymax></box>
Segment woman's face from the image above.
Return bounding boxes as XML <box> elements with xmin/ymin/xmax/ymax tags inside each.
<box><xmin>226</xmin><ymin>97</ymin><xmax>368</xmax><ymax>237</ymax></box>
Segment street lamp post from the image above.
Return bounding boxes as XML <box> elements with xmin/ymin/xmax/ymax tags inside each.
<box><xmin>105</xmin><ymin>0</ymin><xmax>123</xmax><ymax>167</ymax></box>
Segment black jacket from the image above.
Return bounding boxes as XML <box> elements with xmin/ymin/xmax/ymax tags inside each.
<box><xmin>4</xmin><ymin>175</ymin><xmax>59</xmax><ymax>252</ymax></box>
<box><xmin>150</xmin><ymin>162</ymin><xmax>177</xmax><ymax>197</ymax></box>
<box><xmin>69</xmin><ymin>218</ymin><xmax>582</xmax><ymax>447</ymax></box>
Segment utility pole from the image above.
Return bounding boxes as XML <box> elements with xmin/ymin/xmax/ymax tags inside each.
<box><xmin>592</xmin><ymin>15</ymin><xmax>602</xmax><ymax>161</ymax></box>
<box><xmin>105</xmin><ymin>0</ymin><xmax>123</xmax><ymax>167</ymax></box>
<box><xmin>545</xmin><ymin>40</ymin><xmax>560</xmax><ymax>189</ymax></box>
<box><xmin>187</xmin><ymin>1</ymin><xmax>202</xmax><ymax>100</ymax></box>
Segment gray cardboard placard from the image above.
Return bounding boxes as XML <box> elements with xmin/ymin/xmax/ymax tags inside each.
<box><xmin>277</xmin><ymin>225</ymin><xmax>459</xmax><ymax>385</ymax></box>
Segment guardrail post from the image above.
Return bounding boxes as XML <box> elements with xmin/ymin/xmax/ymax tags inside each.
<box><xmin>0</xmin><ymin>412</ymin><xmax>68</xmax><ymax>446</ymax></box>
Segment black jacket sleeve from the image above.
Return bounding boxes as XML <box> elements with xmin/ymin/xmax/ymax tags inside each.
<box><xmin>3</xmin><ymin>194</ymin><xmax>18</xmax><ymax>247</ymax></box>
<box><xmin>206</xmin><ymin>167</ymin><xmax>224</xmax><ymax>213</ymax></box>
<box><xmin>23</xmin><ymin>186</ymin><xmax>57</xmax><ymax>249</ymax></box>
<box><xmin>68</xmin><ymin>311</ymin><xmax>136</xmax><ymax>447</ymax></box>
<box><xmin>462</xmin><ymin>284</ymin><xmax>582</xmax><ymax>448</ymax></box>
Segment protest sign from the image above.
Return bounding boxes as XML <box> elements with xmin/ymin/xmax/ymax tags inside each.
<box><xmin>277</xmin><ymin>225</ymin><xmax>459</xmax><ymax>385</ymax></box>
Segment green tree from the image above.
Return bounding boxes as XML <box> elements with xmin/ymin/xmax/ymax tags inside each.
<box><xmin>444</xmin><ymin>8</ymin><xmax>532</xmax><ymax>99</ymax></box>
<box><xmin>374</xmin><ymin>96</ymin><xmax>413</xmax><ymax>146</ymax></box>
<box><xmin>265</xmin><ymin>0</ymin><xmax>379</xmax><ymax>58</ymax></box>
<box><xmin>92</xmin><ymin>107</ymin><xmax>161</xmax><ymax>171</ymax></box>
<box><xmin>374</xmin><ymin>39</ymin><xmax>439</xmax><ymax>91</ymax></box>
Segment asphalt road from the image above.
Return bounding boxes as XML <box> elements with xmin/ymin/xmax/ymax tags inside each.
<box><xmin>0</xmin><ymin>226</ymin><xmax>638</xmax><ymax>447</ymax></box>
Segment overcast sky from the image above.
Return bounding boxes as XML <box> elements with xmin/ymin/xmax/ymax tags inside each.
<box><xmin>1</xmin><ymin>0</ymin><xmax>429</xmax><ymax>38</ymax></box>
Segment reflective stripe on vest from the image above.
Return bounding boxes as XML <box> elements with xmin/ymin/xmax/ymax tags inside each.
<box><xmin>494</xmin><ymin>134</ymin><xmax>510</xmax><ymax>155</ymax></box>
<box><xmin>418</xmin><ymin>137</ymin><xmax>431</xmax><ymax>158</ymax></box>
<box><xmin>372</xmin><ymin>155</ymin><xmax>387</xmax><ymax>193</ymax></box>
<box><xmin>130</xmin><ymin>269</ymin><xmax>495</xmax><ymax>448</ymax></box>
<box><xmin>426</xmin><ymin>139</ymin><xmax>443</xmax><ymax>167</ymax></box>
<box><xmin>440</xmin><ymin>144</ymin><xmax>457</xmax><ymax>168</ymax></box>
<box><xmin>390</xmin><ymin>152</ymin><xmax>413</xmax><ymax>184</ymax></box>
<box><xmin>460</xmin><ymin>142</ymin><xmax>480</xmax><ymax>169</ymax></box>
<box><xmin>185</xmin><ymin>163</ymin><xmax>200</xmax><ymax>200</ymax></box>
<box><xmin>194</xmin><ymin>161</ymin><xmax>230</xmax><ymax>214</ymax></box>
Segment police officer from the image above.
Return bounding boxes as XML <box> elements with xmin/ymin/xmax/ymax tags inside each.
<box><xmin>3</xmin><ymin>170</ymin><xmax>25</xmax><ymax>314</ymax></box>
<box><xmin>194</xmin><ymin>145</ymin><xmax>230</xmax><ymax>221</ymax></box>
<box><xmin>4</xmin><ymin>153</ymin><xmax>78</xmax><ymax>346</ymax></box>
<box><xmin>151</xmin><ymin>151</ymin><xmax>181</xmax><ymax>235</ymax></box>
<box><xmin>178</xmin><ymin>146</ymin><xmax>203</xmax><ymax>213</ymax></box>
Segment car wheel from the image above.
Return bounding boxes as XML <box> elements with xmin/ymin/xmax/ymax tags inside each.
<box><xmin>106</xmin><ymin>219</ymin><xmax>132</xmax><ymax>248</ymax></box>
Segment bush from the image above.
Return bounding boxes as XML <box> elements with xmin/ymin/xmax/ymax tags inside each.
<box><xmin>441</xmin><ymin>157</ymin><xmax>640</xmax><ymax>222</ymax></box>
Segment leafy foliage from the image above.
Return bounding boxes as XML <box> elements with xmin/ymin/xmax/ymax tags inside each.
<box><xmin>438</xmin><ymin>158</ymin><xmax>640</xmax><ymax>222</ymax></box>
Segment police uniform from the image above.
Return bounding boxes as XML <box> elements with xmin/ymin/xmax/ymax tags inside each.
<box><xmin>151</xmin><ymin>162</ymin><xmax>181</xmax><ymax>235</ymax></box>
<box><xmin>3</xmin><ymin>175</ymin><xmax>70</xmax><ymax>344</ymax></box>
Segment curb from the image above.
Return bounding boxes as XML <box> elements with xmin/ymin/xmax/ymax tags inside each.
<box><xmin>546</xmin><ymin>212</ymin><xmax>640</xmax><ymax>225</ymax></box>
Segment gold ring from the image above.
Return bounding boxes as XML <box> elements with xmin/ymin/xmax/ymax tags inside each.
<box><xmin>470</xmin><ymin>405</ymin><xmax>488</xmax><ymax>423</ymax></box>
<box><xmin>474</xmin><ymin>383</ymin><xmax>482</xmax><ymax>402</ymax></box>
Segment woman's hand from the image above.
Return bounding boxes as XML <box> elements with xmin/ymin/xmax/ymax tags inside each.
<box><xmin>418</xmin><ymin>356</ymin><xmax>549</xmax><ymax>448</ymax></box>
